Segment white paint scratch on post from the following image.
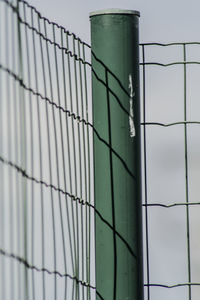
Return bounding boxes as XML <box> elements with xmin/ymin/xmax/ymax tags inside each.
<box><xmin>128</xmin><ymin>74</ymin><xmax>135</xmax><ymax>137</ymax></box>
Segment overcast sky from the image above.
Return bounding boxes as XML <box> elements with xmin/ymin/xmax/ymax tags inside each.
<box><xmin>28</xmin><ymin>0</ymin><xmax>200</xmax><ymax>45</ymax></box>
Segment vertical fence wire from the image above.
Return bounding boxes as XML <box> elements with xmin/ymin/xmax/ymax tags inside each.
<box><xmin>82</xmin><ymin>43</ymin><xmax>91</xmax><ymax>300</ymax></box>
<box><xmin>5</xmin><ymin>4</ymin><xmax>14</xmax><ymax>299</ymax></box>
<box><xmin>141</xmin><ymin>44</ymin><xmax>150</xmax><ymax>300</ymax></box>
<box><xmin>183</xmin><ymin>44</ymin><xmax>192</xmax><ymax>300</ymax></box>
<box><xmin>17</xmin><ymin>0</ymin><xmax>28</xmax><ymax>298</ymax></box>
<box><xmin>30</xmin><ymin>8</ymin><xmax>46</xmax><ymax>300</ymax></box>
<box><xmin>0</xmin><ymin>5</ymin><xmax>5</xmax><ymax>300</ymax></box>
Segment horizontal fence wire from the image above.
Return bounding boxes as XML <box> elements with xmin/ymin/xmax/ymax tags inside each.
<box><xmin>1</xmin><ymin>0</ymin><xmax>200</xmax><ymax>300</ymax></box>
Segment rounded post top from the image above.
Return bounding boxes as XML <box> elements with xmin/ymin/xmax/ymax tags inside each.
<box><xmin>90</xmin><ymin>9</ymin><xmax>140</xmax><ymax>18</ymax></box>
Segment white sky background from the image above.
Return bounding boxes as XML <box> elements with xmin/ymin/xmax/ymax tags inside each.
<box><xmin>21</xmin><ymin>0</ymin><xmax>200</xmax><ymax>299</ymax></box>
<box><xmin>28</xmin><ymin>0</ymin><xmax>200</xmax><ymax>44</ymax></box>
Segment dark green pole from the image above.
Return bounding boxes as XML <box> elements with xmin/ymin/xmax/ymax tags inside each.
<box><xmin>90</xmin><ymin>9</ymin><xmax>143</xmax><ymax>300</ymax></box>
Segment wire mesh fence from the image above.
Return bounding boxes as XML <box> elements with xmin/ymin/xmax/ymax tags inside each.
<box><xmin>0</xmin><ymin>0</ymin><xmax>95</xmax><ymax>299</ymax></box>
<box><xmin>1</xmin><ymin>0</ymin><xmax>200</xmax><ymax>299</ymax></box>
<box><xmin>141</xmin><ymin>42</ymin><xmax>200</xmax><ymax>300</ymax></box>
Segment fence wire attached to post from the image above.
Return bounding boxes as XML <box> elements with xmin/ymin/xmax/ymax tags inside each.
<box><xmin>0</xmin><ymin>1</ymin><xmax>143</xmax><ymax>299</ymax></box>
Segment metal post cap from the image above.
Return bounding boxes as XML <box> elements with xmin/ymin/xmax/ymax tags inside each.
<box><xmin>90</xmin><ymin>9</ymin><xmax>140</xmax><ymax>18</ymax></box>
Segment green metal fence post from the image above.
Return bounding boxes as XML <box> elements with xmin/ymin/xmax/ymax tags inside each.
<box><xmin>90</xmin><ymin>9</ymin><xmax>143</xmax><ymax>300</ymax></box>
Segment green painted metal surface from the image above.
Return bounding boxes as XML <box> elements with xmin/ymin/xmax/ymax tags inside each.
<box><xmin>90</xmin><ymin>9</ymin><xmax>143</xmax><ymax>300</ymax></box>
